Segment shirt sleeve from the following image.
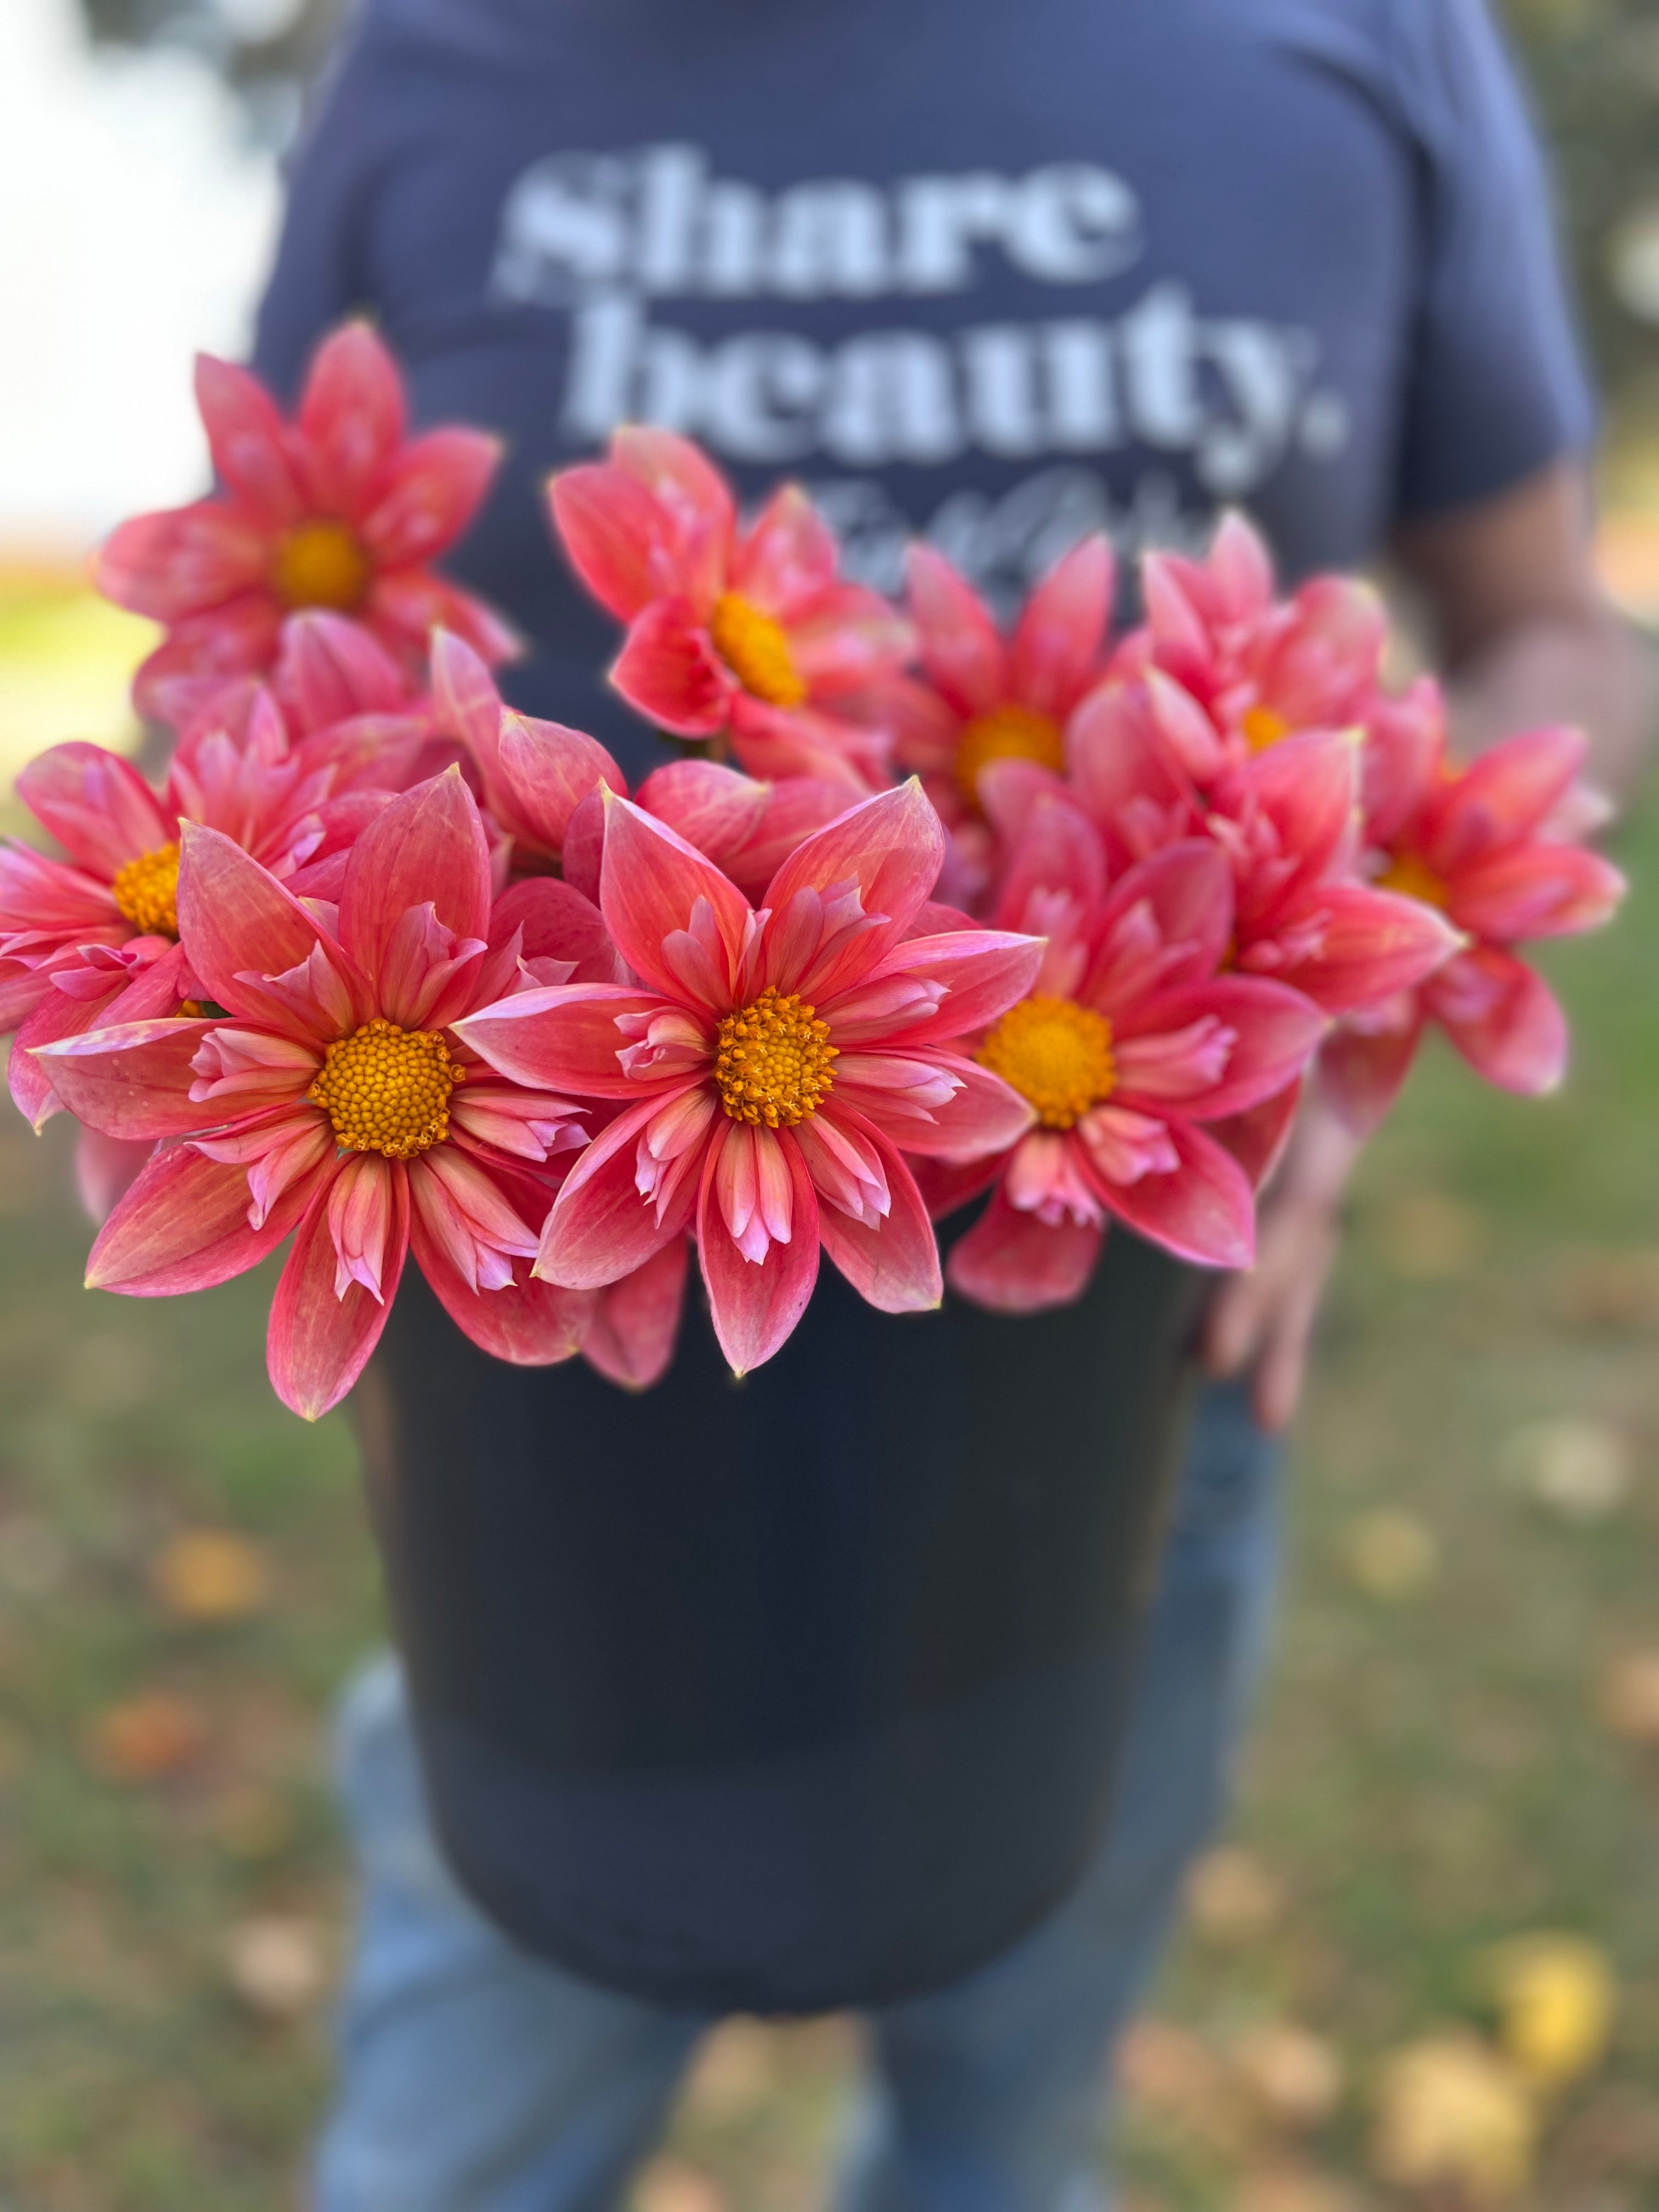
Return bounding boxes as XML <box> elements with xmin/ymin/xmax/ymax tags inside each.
<box><xmin>250</xmin><ymin>24</ymin><xmax>383</xmax><ymax>402</ymax></box>
<box><xmin>1389</xmin><ymin>0</ymin><xmax>1595</xmax><ymax>521</ymax></box>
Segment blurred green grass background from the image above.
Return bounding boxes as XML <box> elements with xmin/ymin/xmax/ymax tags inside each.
<box><xmin>0</xmin><ymin>736</ymin><xmax>1655</xmax><ymax>2209</ymax></box>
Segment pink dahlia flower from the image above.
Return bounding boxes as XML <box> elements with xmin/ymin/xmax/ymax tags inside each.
<box><xmin>548</xmin><ymin>430</ymin><xmax>911</xmax><ymax>792</ymax></box>
<box><xmin>456</xmin><ymin>781</ymin><xmax>1042</xmax><ymax>1375</ymax></box>
<box><xmin>860</xmin><ymin>537</ymin><xmax>1114</xmax><ymax>898</ymax></box>
<box><xmin>921</xmin><ymin>797</ymin><xmax>1327</xmax><ymax>1313</ymax></box>
<box><xmin>0</xmin><ymin>704</ymin><xmax>381</xmax><ymax>1128</ymax></box>
<box><xmin>1067</xmin><ymin>687</ymin><xmax>1462</xmax><ymax>1019</ymax></box>
<box><xmin>1323</xmin><ymin>706</ymin><xmax>1626</xmax><ymax>1129</ymax></box>
<box><xmin>36</xmin><ymin>773</ymin><xmax>598</xmax><ymax>1419</ymax></box>
<box><xmin>98</xmin><ymin>323</ymin><xmax>517</xmax><ymax>722</ymax></box>
<box><xmin>1116</xmin><ymin>511</ymin><xmax>1385</xmax><ymax>771</ymax></box>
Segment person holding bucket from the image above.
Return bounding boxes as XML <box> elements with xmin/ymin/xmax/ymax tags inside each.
<box><xmin>252</xmin><ymin>0</ymin><xmax>1646</xmax><ymax>2203</ymax></box>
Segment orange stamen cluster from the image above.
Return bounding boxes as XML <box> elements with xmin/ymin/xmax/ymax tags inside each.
<box><xmin>308</xmin><ymin>1018</ymin><xmax>461</xmax><ymax>1158</ymax></box>
<box><xmin>977</xmin><ymin>995</ymin><xmax>1115</xmax><ymax>1129</ymax></box>
<box><xmin>714</xmin><ymin>987</ymin><xmax>837</xmax><ymax>1128</ymax></box>
<box><xmin>1240</xmin><ymin>704</ymin><xmax>1294</xmax><ymax>753</ymax></box>
<box><xmin>272</xmin><ymin>518</ymin><xmax>372</xmax><ymax>613</ymax></box>
<box><xmin>111</xmin><ymin>842</ymin><xmax>180</xmax><ymax>937</ymax></box>
<box><xmin>1376</xmin><ymin>850</ymin><xmax>1448</xmax><ymax>909</ymax></box>
<box><xmin>710</xmin><ymin>592</ymin><xmax>807</xmax><ymax>708</ymax></box>
<box><xmin>955</xmin><ymin>704</ymin><xmax>1065</xmax><ymax>804</ymax></box>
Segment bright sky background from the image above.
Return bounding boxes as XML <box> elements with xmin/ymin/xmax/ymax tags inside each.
<box><xmin>0</xmin><ymin>0</ymin><xmax>280</xmax><ymax>552</ymax></box>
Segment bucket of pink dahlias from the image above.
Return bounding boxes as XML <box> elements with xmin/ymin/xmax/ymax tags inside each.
<box><xmin>2</xmin><ymin>336</ymin><xmax>1624</xmax><ymax>2011</ymax></box>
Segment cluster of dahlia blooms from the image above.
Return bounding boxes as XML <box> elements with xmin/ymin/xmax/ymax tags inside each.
<box><xmin>1</xmin><ymin>324</ymin><xmax>1624</xmax><ymax>1417</ymax></box>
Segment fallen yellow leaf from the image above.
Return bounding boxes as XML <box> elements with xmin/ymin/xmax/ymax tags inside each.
<box><xmin>226</xmin><ymin>1915</ymin><xmax>326</xmax><ymax>2019</ymax></box>
<box><xmin>1234</xmin><ymin>2021</ymin><xmax>1345</xmax><ymax>2129</ymax></box>
<box><xmin>1186</xmin><ymin>1846</ymin><xmax>1285</xmax><ymax>1945</ymax></box>
<box><xmin>150</xmin><ymin>1532</ymin><xmax>270</xmax><ymax>1623</ymax></box>
<box><xmin>1343</xmin><ymin>1510</ymin><xmax>1438</xmax><ymax>1600</ymax></box>
<box><xmin>1371</xmin><ymin>2032</ymin><xmax>1535</xmax><ymax>2201</ymax></box>
<box><xmin>1597</xmin><ymin>1651</ymin><xmax>1659</xmax><ymax>1745</ymax></box>
<box><xmin>1485</xmin><ymin>1933</ymin><xmax>1615</xmax><ymax>2088</ymax></box>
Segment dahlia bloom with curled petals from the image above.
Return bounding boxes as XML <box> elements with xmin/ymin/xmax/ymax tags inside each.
<box><xmin>548</xmin><ymin>429</ymin><xmax>911</xmax><ymax>792</ymax></box>
<box><xmin>919</xmin><ymin>797</ymin><xmax>1327</xmax><ymax>1314</ymax></box>
<box><xmin>35</xmin><ymin>772</ymin><xmax>598</xmax><ymax>1420</ymax></box>
<box><xmin>0</xmin><ymin>702</ymin><xmax>381</xmax><ymax>1131</ymax></box>
<box><xmin>860</xmin><ymin>537</ymin><xmax>1114</xmax><ymax>895</ymax></box>
<box><xmin>1322</xmin><ymin>703</ymin><xmax>1626</xmax><ymax>1131</ymax></box>
<box><xmin>456</xmin><ymin>781</ymin><xmax>1043</xmax><ymax>1375</ymax></box>
<box><xmin>98</xmin><ymin>322</ymin><xmax>517</xmax><ymax>722</ymax></box>
<box><xmin>1115</xmin><ymin>510</ymin><xmax>1386</xmax><ymax>773</ymax></box>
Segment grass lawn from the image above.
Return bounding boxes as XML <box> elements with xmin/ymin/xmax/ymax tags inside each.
<box><xmin>0</xmin><ymin>764</ymin><xmax>1656</xmax><ymax>2212</ymax></box>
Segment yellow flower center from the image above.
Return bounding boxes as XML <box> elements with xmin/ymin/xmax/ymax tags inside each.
<box><xmin>308</xmin><ymin>1018</ymin><xmax>461</xmax><ymax>1159</ymax></box>
<box><xmin>111</xmin><ymin>842</ymin><xmax>180</xmax><ymax>937</ymax></box>
<box><xmin>271</xmin><ymin>518</ymin><xmax>372</xmax><ymax>613</ymax></box>
<box><xmin>714</xmin><ymin>986</ymin><xmax>837</xmax><ymax>1128</ymax></box>
<box><xmin>977</xmin><ymin>995</ymin><xmax>1115</xmax><ymax>1130</ymax></box>
<box><xmin>1377</xmin><ymin>850</ymin><xmax>1448</xmax><ymax>909</ymax></box>
<box><xmin>1241</xmin><ymin>704</ymin><xmax>1294</xmax><ymax>753</ymax></box>
<box><xmin>709</xmin><ymin>592</ymin><xmax>807</xmax><ymax>708</ymax></box>
<box><xmin>955</xmin><ymin>703</ymin><xmax>1066</xmax><ymax>804</ymax></box>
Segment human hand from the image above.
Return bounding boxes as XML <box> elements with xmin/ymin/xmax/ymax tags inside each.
<box><xmin>1200</xmin><ymin>1092</ymin><xmax>1362</xmax><ymax>1431</ymax></box>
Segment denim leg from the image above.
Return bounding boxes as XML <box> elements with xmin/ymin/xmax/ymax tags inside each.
<box><xmin>835</xmin><ymin>1379</ymin><xmax>1283</xmax><ymax>2212</ymax></box>
<box><xmin>314</xmin><ymin>1657</ymin><xmax>708</xmax><ymax>2212</ymax></box>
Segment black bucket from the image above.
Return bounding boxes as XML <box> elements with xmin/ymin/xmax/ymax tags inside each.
<box><xmin>357</xmin><ymin>1219</ymin><xmax>1203</xmax><ymax>2014</ymax></box>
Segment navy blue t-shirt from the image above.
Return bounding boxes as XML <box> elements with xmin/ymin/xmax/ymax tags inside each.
<box><xmin>255</xmin><ymin>0</ymin><xmax>1593</xmax><ymax>2010</ymax></box>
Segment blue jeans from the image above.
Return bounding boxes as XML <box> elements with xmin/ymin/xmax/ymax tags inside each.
<box><xmin>315</xmin><ymin>1380</ymin><xmax>1280</xmax><ymax>2212</ymax></box>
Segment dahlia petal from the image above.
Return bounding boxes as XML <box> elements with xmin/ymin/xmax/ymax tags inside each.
<box><xmin>1426</xmin><ymin>724</ymin><xmax>1589</xmax><ymax>872</ymax></box>
<box><xmin>87</xmin><ymin>1141</ymin><xmax>324</xmax><ymax>1294</ymax></box>
<box><xmin>905</xmin><ymin>544</ymin><xmax>1007</xmax><ymax>718</ymax></box>
<box><xmin>1361</xmin><ymin>676</ymin><xmax>1444</xmax><ymax>847</ymax></box>
<box><xmin>1003</xmin><ymin>1128</ymin><xmax>1108</xmax><ymax>1226</ymax></box>
<box><xmin>877</xmin><ymin>928</ymin><xmax>1049</xmax><ymax>1045</ymax></box>
<box><xmin>365</xmin><ymin>571</ymin><xmax>519</xmax><ymax>669</ymax></box>
<box><xmin>1448</xmin><ymin>844</ymin><xmax>1625</xmax><ymax>944</ymax></box>
<box><xmin>811</xmin><ymin>1111</ymin><xmax>942</xmax><ymax>1313</ymax></box>
<box><xmin>906</xmin><ymin>1149</ymin><xmax>1005</xmax><ymax>1223</ymax></box>
<box><xmin>294</xmin><ymin>322</ymin><xmax>407</xmax><ymax>518</ymax></box>
<box><xmin>1207</xmin><ymin>1076</ymin><xmax>1302</xmax><ymax>1191</ymax></box>
<box><xmin>1318</xmin><ymin>1009</ymin><xmax>1425</xmax><ymax>1138</ymax></box>
<box><xmin>496</xmin><ymin>713</ymin><xmax>627</xmax><ymax>855</ymax></box>
<box><xmin>413</xmin><ymin>1200</ymin><xmax>592</xmax><ymax>1367</ymax></box>
<box><xmin>726</xmin><ymin>699</ymin><xmax>890</xmax><ymax>792</ymax></box>
<box><xmin>1090</xmin><ymin>1116</ymin><xmax>1256</xmax><ymax>1269</ymax></box>
<box><xmin>1207</xmin><ymin>511</ymin><xmax>1276</xmax><ymax>623</ymax></box>
<box><xmin>785</xmin><ymin>585</ymin><xmax>915</xmax><ymax>696</ymax></box>
<box><xmin>992</xmin><ymin>792</ymin><xmax>1107</xmax><ymax>932</ymax></box>
<box><xmin>535</xmin><ymin>1091</ymin><xmax>704</xmax><ymax>1288</ymax></box>
<box><xmin>327</xmin><ymin>1151</ymin><xmax>399</xmax><ymax>1301</ymax></box>
<box><xmin>488</xmin><ymin>877</ymin><xmax>625</xmax><ymax>987</ymax></box>
<box><xmin>192</xmin><ymin>353</ymin><xmax>306</xmax><ymax>522</ymax></box>
<box><xmin>580</xmin><ymin>1237</ymin><xmax>689</xmax><ymax>1391</ymax></box>
<box><xmin>729</xmin><ymin>485</ymin><xmax>838</xmax><ymax>619</ymax></box>
<box><xmin>761</xmin><ymin>781</ymin><xmax>944</xmax><ymax>1000</ymax></box>
<box><xmin>16</xmin><ymin>744</ymin><xmax>174</xmax><ymax>882</ymax></box>
<box><xmin>448</xmin><ymin>1080</ymin><xmax>584</xmax><ymax>1163</ymax></box>
<box><xmin>1114</xmin><ymin>977</ymin><xmax>1325</xmax><ymax>1120</ymax></box>
<box><xmin>789</xmin><ymin>1105</ymin><xmax>890</xmax><ymax>1226</ymax></box>
<box><xmin>1423</xmin><ymin>944</ymin><xmax>1568</xmax><ymax>1095</ymax></box>
<box><xmin>75</xmin><ymin>1129</ymin><xmax>157</xmax><ymax>1227</ymax></box>
<box><xmin>1086</xmin><ymin>842</ymin><xmax>1235</xmax><ymax>1011</ymax></box>
<box><xmin>696</xmin><ymin>1123</ymin><xmax>820</xmax><ymax>1375</ymax></box>
<box><xmin>275</xmin><ymin>611</ymin><xmax>413</xmax><ymax>732</ymax></box>
<box><xmin>1232</xmin><ymin>728</ymin><xmax>1361</xmax><ymax>909</ymax></box>
<box><xmin>176</xmin><ymin>822</ymin><xmax>360</xmax><ymax>1023</ymax></box>
<box><xmin>946</xmin><ymin>1185</ymin><xmax>1103</xmax><ymax>1315</ymax></box>
<box><xmin>599</xmin><ymin>797</ymin><xmax>752</xmax><ymax>1005</ymax></box>
<box><xmin>1256</xmin><ymin>881</ymin><xmax>1461</xmax><ymax>1014</ymax></box>
<box><xmin>130</xmin><ymin>595</ymin><xmax>285</xmax><ymax>724</ymax></box>
<box><xmin>268</xmin><ymin>1165</ymin><xmax>408</xmax><ymax>1419</ymax></box>
<box><xmin>854</xmin><ymin>1053</ymin><xmax>1032</xmax><ymax>1160</ymax></box>
<box><xmin>1075</xmin><ymin>1101</ymin><xmax>1181</xmax><ymax>1187</ymax></box>
<box><xmin>337</xmin><ymin>768</ymin><xmax>493</xmax><ymax>992</ymax></box>
<box><xmin>1009</xmin><ymin>535</ymin><xmax>1113</xmax><ymax>721</ymax></box>
<box><xmin>1066</xmin><ymin>680</ymin><xmax>1202</xmax><ymax>866</ymax></box>
<box><xmin>610</xmin><ymin>600</ymin><xmax>732</xmax><ymax>736</ymax></box>
<box><xmin>1257</xmin><ymin>574</ymin><xmax>1384</xmax><ymax>729</ymax></box>
<box><xmin>636</xmin><ymin>759</ymin><xmax>769</xmax><ymax>864</ymax></box>
<box><xmin>94</xmin><ymin>500</ymin><xmax>269</xmax><ymax>622</ymax></box>
<box><xmin>409</xmin><ymin>1144</ymin><xmax>539</xmax><ymax>1294</ymax></box>
<box><xmin>359</xmin><ymin>427</ymin><xmax>501</xmax><ymax>566</ymax></box>
<box><xmin>548</xmin><ymin>464</ymin><xmax>689</xmax><ymax>623</ymax></box>
<box><xmin>32</xmin><ymin>1018</ymin><xmax>219</xmax><ymax>1139</ymax></box>
<box><xmin>610</xmin><ymin>427</ymin><xmax>735</xmax><ymax>614</ymax></box>
<box><xmin>457</xmin><ymin>982</ymin><xmax>666</xmax><ymax>1098</ymax></box>
<box><xmin>1142</xmin><ymin>555</ymin><xmax>1217</xmax><ymax>689</ymax></box>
